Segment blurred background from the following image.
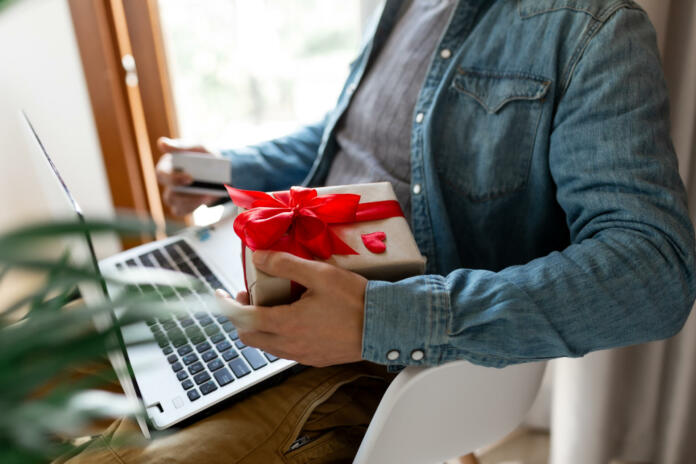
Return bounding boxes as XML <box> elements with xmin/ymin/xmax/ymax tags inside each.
<box><xmin>1</xmin><ymin>1</ymin><xmax>695</xmax><ymax>463</ymax></box>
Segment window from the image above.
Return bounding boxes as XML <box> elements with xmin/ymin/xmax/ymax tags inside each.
<box><xmin>70</xmin><ymin>0</ymin><xmax>380</xmax><ymax>233</ymax></box>
<box><xmin>158</xmin><ymin>0</ymin><xmax>373</xmax><ymax>148</ymax></box>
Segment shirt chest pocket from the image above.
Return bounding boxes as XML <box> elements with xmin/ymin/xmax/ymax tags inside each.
<box><xmin>434</xmin><ymin>68</ymin><xmax>551</xmax><ymax>201</ymax></box>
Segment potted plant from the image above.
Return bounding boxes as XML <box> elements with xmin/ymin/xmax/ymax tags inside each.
<box><xmin>0</xmin><ymin>218</ymin><xmax>193</xmax><ymax>463</ymax></box>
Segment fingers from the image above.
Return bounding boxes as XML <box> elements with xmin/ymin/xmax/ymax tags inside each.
<box><xmin>162</xmin><ymin>188</ymin><xmax>215</xmax><ymax>216</ymax></box>
<box><xmin>235</xmin><ymin>290</ymin><xmax>250</xmax><ymax>305</ymax></box>
<box><xmin>157</xmin><ymin>137</ymin><xmax>209</xmax><ymax>155</ymax></box>
<box><xmin>252</xmin><ymin>251</ymin><xmax>336</xmax><ymax>289</ymax></box>
<box><xmin>214</xmin><ymin>289</ymin><xmax>287</xmax><ymax>333</ymax></box>
<box><xmin>214</xmin><ymin>291</ymin><xmax>257</xmax><ymax>330</ymax></box>
<box><xmin>236</xmin><ymin>330</ymin><xmax>287</xmax><ymax>358</ymax></box>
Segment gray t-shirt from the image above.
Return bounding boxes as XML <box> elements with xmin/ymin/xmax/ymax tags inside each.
<box><xmin>324</xmin><ymin>0</ymin><xmax>456</xmax><ymax>223</ymax></box>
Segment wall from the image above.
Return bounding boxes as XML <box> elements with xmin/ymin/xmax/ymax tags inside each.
<box><xmin>0</xmin><ymin>0</ymin><xmax>119</xmax><ymax>304</ymax></box>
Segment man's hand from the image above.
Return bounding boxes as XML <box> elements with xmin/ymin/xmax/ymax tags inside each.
<box><xmin>155</xmin><ymin>137</ymin><xmax>220</xmax><ymax>216</ymax></box>
<box><xmin>216</xmin><ymin>251</ymin><xmax>368</xmax><ymax>367</ymax></box>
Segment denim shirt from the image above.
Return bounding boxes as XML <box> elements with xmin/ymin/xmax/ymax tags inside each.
<box><xmin>224</xmin><ymin>0</ymin><xmax>696</xmax><ymax>368</ymax></box>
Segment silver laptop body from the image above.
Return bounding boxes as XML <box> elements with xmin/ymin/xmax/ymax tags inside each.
<box><xmin>21</xmin><ymin>113</ymin><xmax>297</xmax><ymax>432</ymax></box>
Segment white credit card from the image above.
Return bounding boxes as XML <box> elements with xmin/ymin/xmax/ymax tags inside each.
<box><xmin>170</xmin><ymin>152</ymin><xmax>231</xmax><ymax>197</ymax></box>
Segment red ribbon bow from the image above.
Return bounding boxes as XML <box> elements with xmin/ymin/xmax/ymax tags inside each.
<box><xmin>225</xmin><ymin>185</ymin><xmax>404</xmax><ymax>260</ymax></box>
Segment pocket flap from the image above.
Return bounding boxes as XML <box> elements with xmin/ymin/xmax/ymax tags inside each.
<box><xmin>452</xmin><ymin>68</ymin><xmax>551</xmax><ymax>113</ymax></box>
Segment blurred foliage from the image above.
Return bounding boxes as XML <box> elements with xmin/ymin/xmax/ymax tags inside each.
<box><xmin>0</xmin><ymin>218</ymin><xmax>198</xmax><ymax>463</ymax></box>
<box><xmin>0</xmin><ymin>0</ymin><xmax>16</xmax><ymax>12</ymax></box>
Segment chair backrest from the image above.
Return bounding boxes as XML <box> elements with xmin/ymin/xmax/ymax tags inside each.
<box><xmin>354</xmin><ymin>360</ymin><xmax>547</xmax><ymax>464</ymax></box>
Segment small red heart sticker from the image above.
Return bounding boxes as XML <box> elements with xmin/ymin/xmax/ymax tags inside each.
<box><xmin>361</xmin><ymin>231</ymin><xmax>387</xmax><ymax>254</ymax></box>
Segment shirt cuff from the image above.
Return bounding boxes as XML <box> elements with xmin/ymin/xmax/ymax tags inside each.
<box><xmin>222</xmin><ymin>149</ymin><xmax>269</xmax><ymax>191</ymax></box>
<box><xmin>362</xmin><ymin>275</ymin><xmax>451</xmax><ymax>367</ymax></box>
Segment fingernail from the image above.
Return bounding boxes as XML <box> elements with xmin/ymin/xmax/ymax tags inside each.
<box><xmin>252</xmin><ymin>250</ymin><xmax>270</xmax><ymax>266</ymax></box>
<box><xmin>215</xmin><ymin>288</ymin><xmax>230</xmax><ymax>298</ymax></box>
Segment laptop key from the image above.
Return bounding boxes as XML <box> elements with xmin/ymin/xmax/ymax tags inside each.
<box><xmin>213</xmin><ymin>368</ymin><xmax>234</xmax><ymax>387</ymax></box>
<box><xmin>172</xmin><ymin>337</ymin><xmax>188</xmax><ymax>348</ymax></box>
<box><xmin>166</xmin><ymin>354</ymin><xmax>177</xmax><ymax>364</ymax></box>
<box><xmin>185</xmin><ymin>326</ymin><xmax>202</xmax><ymax>338</ymax></box>
<box><xmin>229</xmin><ymin>329</ymin><xmax>239</xmax><ymax>340</ymax></box>
<box><xmin>235</xmin><ymin>340</ymin><xmax>246</xmax><ymax>350</ymax></box>
<box><xmin>215</xmin><ymin>314</ymin><xmax>228</xmax><ymax>324</ymax></box>
<box><xmin>177</xmin><ymin>261</ymin><xmax>195</xmax><ymax>276</ymax></box>
<box><xmin>242</xmin><ymin>347</ymin><xmax>268</xmax><ymax>370</ymax></box>
<box><xmin>194</xmin><ymin>371</ymin><xmax>211</xmax><ymax>385</ymax></box>
<box><xmin>177</xmin><ymin>240</ymin><xmax>195</xmax><ymax>257</ymax></box>
<box><xmin>180</xmin><ymin>317</ymin><xmax>195</xmax><ymax>328</ymax></box>
<box><xmin>202</xmin><ymin>350</ymin><xmax>217</xmax><ymax>362</ymax></box>
<box><xmin>139</xmin><ymin>254</ymin><xmax>155</xmax><ymax>267</ymax></box>
<box><xmin>216</xmin><ymin>341</ymin><xmax>231</xmax><ymax>353</ymax></box>
<box><xmin>204</xmin><ymin>324</ymin><xmax>220</xmax><ymax>336</ymax></box>
<box><xmin>181</xmin><ymin>378</ymin><xmax>194</xmax><ymax>390</ymax></box>
<box><xmin>228</xmin><ymin>358</ymin><xmax>251</xmax><ymax>378</ymax></box>
<box><xmin>176</xmin><ymin>370</ymin><xmax>188</xmax><ymax>381</ymax></box>
<box><xmin>200</xmin><ymin>380</ymin><xmax>218</xmax><ymax>395</ymax></box>
<box><xmin>190</xmin><ymin>334</ymin><xmax>205</xmax><ymax>345</ymax></box>
<box><xmin>190</xmin><ymin>258</ymin><xmax>212</xmax><ymax>277</ymax></box>
<box><xmin>171</xmin><ymin>362</ymin><xmax>183</xmax><ymax>372</ymax></box>
<box><xmin>182</xmin><ymin>353</ymin><xmax>198</xmax><ymax>365</ymax></box>
<box><xmin>162</xmin><ymin>346</ymin><xmax>173</xmax><ymax>355</ymax></box>
<box><xmin>152</xmin><ymin>249</ymin><xmax>172</xmax><ymax>270</ymax></box>
<box><xmin>241</xmin><ymin>348</ymin><xmax>268</xmax><ymax>370</ymax></box>
<box><xmin>199</xmin><ymin>316</ymin><xmax>213</xmax><ymax>327</ymax></box>
<box><xmin>162</xmin><ymin>320</ymin><xmax>177</xmax><ymax>330</ymax></box>
<box><xmin>221</xmin><ymin>322</ymin><xmax>235</xmax><ymax>333</ymax></box>
<box><xmin>264</xmin><ymin>352</ymin><xmax>279</xmax><ymax>362</ymax></box>
<box><xmin>195</xmin><ymin>342</ymin><xmax>211</xmax><ymax>353</ymax></box>
<box><xmin>165</xmin><ymin>243</ymin><xmax>183</xmax><ymax>261</ymax></box>
<box><xmin>208</xmin><ymin>359</ymin><xmax>224</xmax><ymax>371</ymax></box>
<box><xmin>177</xmin><ymin>344</ymin><xmax>193</xmax><ymax>356</ymax></box>
<box><xmin>222</xmin><ymin>349</ymin><xmax>239</xmax><ymax>361</ymax></box>
<box><xmin>188</xmin><ymin>362</ymin><xmax>204</xmax><ymax>375</ymax></box>
<box><xmin>187</xmin><ymin>389</ymin><xmax>200</xmax><ymax>401</ymax></box>
<box><xmin>211</xmin><ymin>333</ymin><xmax>225</xmax><ymax>344</ymax></box>
<box><xmin>194</xmin><ymin>311</ymin><xmax>207</xmax><ymax>319</ymax></box>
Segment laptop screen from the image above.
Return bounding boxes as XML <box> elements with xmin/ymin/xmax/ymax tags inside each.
<box><xmin>20</xmin><ymin>111</ymin><xmax>151</xmax><ymax>438</ymax></box>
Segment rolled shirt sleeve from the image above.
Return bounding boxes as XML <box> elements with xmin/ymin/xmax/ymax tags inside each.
<box><xmin>223</xmin><ymin>118</ymin><xmax>326</xmax><ymax>192</ymax></box>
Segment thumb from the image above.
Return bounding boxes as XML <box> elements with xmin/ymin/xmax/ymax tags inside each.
<box><xmin>214</xmin><ymin>290</ymin><xmax>257</xmax><ymax>330</ymax></box>
<box><xmin>252</xmin><ymin>251</ymin><xmax>333</xmax><ymax>290</ymax></box>
<box><xmin>157</xmin><ymin>137</ymin><xmax>209</xmax><ymax>155</ymax></box>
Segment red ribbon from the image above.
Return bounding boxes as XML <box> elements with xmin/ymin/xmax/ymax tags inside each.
<box><xmin>226</xmin><ymin>185</ymin><xmax>404</xmax><ymax>260</ymax></box>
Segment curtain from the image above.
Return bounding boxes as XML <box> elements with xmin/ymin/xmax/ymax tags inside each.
<box><xmin>549</xmin><ymin>1</ymin><xmax>696</xmax><ymax>463</ymax></box>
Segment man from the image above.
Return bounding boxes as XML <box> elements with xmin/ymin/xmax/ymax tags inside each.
<box><xmin>70</xmin><ymin>0</ymin><xmax>696</xmax><ymax>462</ymax></box>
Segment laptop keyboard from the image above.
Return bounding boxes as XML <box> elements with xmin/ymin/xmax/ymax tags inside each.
<box><xmin>115</xmin><ymin>239</ymin><xmax>280</xmax><ymax>403</ymax></box>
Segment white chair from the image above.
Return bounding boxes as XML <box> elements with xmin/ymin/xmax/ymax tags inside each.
<box><xmin>354</xmin><ymin>359</ymin><xmax>547</xmax><ymax>464</ymax></box>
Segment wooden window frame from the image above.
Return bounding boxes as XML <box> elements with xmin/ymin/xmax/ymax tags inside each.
<box><xmin>69</xmin><ymin>0</ymin><xmax>177</xmax><ymax>246</ymax></box>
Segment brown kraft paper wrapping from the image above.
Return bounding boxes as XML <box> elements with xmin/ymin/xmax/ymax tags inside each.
<box><xmin>238</xmin><ymin>182</ymin><xmax>426</xmax><ymax>306</ymax></box>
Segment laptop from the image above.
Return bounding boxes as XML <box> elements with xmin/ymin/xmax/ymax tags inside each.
<box><xmin>20</xmin><ymin>112</ymin><xmax>297</xmax><ymax>434</ymax></box>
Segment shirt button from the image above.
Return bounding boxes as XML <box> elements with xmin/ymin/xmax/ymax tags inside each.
<box><xmin>386</xmin><ymin>350</ymin><xmax>400</xmax><ymax>361</ymax></box>
<box><xmin>440</xmin><ymin>48</ymin><xmax>452</xmax><ymax>59</ymax></box>
<box><xmin>412</xmin><ymin>184</ymin><xmax>422</xmax><ymax>195</ymax></box>
<box><xmin>415</xmin><ymin>112</ymin><xmax>424</xmax><ymax>123</ymax></box>
<box><xmin>411</xmin><ymin>349</ymin><xmax>425</xmax><ymax>361</ymax></box>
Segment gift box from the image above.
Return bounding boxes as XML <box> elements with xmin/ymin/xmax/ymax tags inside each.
<box><xmin>226</xmin><ymin>182</ymin><xmax>427</xmax><ymax>306</ymax></box>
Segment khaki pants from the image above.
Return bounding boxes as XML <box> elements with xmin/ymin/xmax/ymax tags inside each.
<box><xmin>56</xmin><ymin>363</ymin><xmax>393</xmax><ymax>464</ymax></box>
